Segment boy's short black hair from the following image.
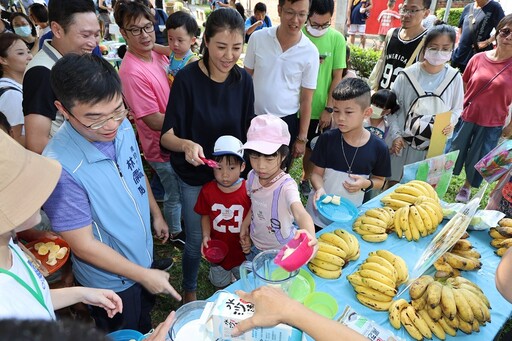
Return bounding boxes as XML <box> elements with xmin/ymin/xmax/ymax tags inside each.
<box><xmin>166</xmin><ymin>10</ymin><xmax>199</xmax><ymax>37</ymax></box>
<box><xmin>309</xmin><ymin>0</ymin><xmax>334</xmax><ymax>16</ymax></box>
<box><xmin>278</xmin><ymin>0</ymin><xmax>312</xmax><ymax>7</ymax></box>
<box><xmin>51</xmin><ymin>54</ymin><xmax>122</xmax><ymax>110</ymax></box>
<box><xmin>28</xmin><ymin>3</ymin><xmax>48</xmax><ymax>23</ymax></box>
<box><xmin>332</xmin><ymin>78</ymin><xmax>371</xmax><ymax>110</ymax></box>
<box><xmin>48</xmin><ymin>0</ymin><xmax>96</xmax><ymax>32</ymax></box>
<box><xmin>254</xmin><ymin>2</ymin><xmax>267</xmax><ymax>13</ymax></box>
<box><xmin>212</xmin><ymin>154</ymin><xmax>245</xmax><ymax>166</ymax></box>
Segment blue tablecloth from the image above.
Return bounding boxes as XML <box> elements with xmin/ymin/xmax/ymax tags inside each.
<box><xmin>217</xmin><ymin>187</ymin><xmax>512</xmax><ymax>340</ymax></box>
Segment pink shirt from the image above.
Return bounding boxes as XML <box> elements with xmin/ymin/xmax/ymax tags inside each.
<box><xmin>462</xmin><ymin>52</ymin><xmax>512</xmax><ymax>127</ymax></box>
<box><xmin>119</xmin><ymin>51</ymin><xmax>170</xmax><ymax>162</ymax></box>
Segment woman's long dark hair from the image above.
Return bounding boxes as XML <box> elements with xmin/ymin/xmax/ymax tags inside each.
<box><xmin>200</xmin><ymin>8</ymin><xmax>244</xmax><ymax>81</ymax></box>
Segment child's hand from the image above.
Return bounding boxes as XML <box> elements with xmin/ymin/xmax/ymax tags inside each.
<box><xmin>294</xmin><ymin>230</ymin><xmax>319</xmax><ymax>261</ymax></box>
<box><xmin>240</xmin><ymin>233</ymin><xmax>252</xmax><ymax>254</ymax></box>
<box><xmin>343</xmin><ymin>174</ymin><xmax>367</xmax><ymax>193</ymax></box>
<box><xmin>442</xmin><ymin>124</ymin><xmax>454</xmax><ymax>136</ymax></box>
<box><xmin>201</xmin><ymin>236</ymin><xmax>211</xmax><ymax>256</ymax></box>
<box><xmin>313</xmin><ymin>187</ymin><xmax>326</xmax><ymax>209</ymax></box>
<box><xmin>391</xmin><ymin>137</ymin><xmax>404</xmax><ymax>155</ymax></box>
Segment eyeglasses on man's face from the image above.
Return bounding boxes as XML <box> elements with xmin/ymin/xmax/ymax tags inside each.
<box><xmin>399</xmin><ymin>8</ymin><xmax>425</xmax><ymax>16</ymax></box>
<box><xmin>64</xmin><ymin>106</ymin><xmax>130</xmax><ymax>130</ymax></box>
<box><xmin>308</xmin><ymin>19</ymin><xmax>331</xmax><ymax>30</ymax></box>
<box><xmin>282</xmin><ymin>9</ymin><xmax>308</xmax><ymax>20</ymax></box>
<box><xmin>124</xmin><ymin>23</ymin><xmax>154</xmax><ymax>36</ymax></box>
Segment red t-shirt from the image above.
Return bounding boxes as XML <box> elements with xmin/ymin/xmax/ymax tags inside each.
<box><xmin>194</xmin><ymin>180</ymin><xmax>251</xmax><ymax>270</ymax></box>
<box><xmin>462</xmin><ymin>52</ymin><xmax>512</xmax><ymax>127</ymax></box>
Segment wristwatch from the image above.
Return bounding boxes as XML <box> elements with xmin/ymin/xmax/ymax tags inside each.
<box><xmin>324</xmin><ymin>106</ymin><xmax>334</xmax><ymax>113</ymax></box>
<box><xmin>362</xmin><ymin>179</ymin><xmax>374</xmax><ymax>193</ymax></box>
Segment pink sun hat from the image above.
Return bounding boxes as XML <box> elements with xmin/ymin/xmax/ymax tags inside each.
<box><xmin>242</xmin><ymin>114</ymin><xmax>291</xmax><ymax>155</ymax></box>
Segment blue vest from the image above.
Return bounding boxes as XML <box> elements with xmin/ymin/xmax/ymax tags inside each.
<box><xmin>43</xmin><ymin>119</ymin><xmax>153</xmax><ymax>292</ymax></box>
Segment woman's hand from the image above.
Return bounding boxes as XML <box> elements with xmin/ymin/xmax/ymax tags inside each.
<box><xmin>390</xmin><ymin>137</ymin><xmax>404</xmax><ymax>155</ymax></box>
<box><xmin>182</xmin><ymin>140</ymin><xmax>205</xmax><ymax>166</ymax></box>
<box><xmin>313</xmin><ymin>187</ymin><xmax>326</xmax><ymax>209</ymax></box>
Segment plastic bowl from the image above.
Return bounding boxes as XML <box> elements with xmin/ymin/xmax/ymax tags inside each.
<box><xmin>303</xmin><ymin>292</ymin><xmax>339</xmax><ymax>319</ymax></box>
<box><xmin>202</xmin><ymin>239</ymin><xmax>228</xmax><ymax>264</ymax></box>
<box><xmin>106</xmin><ymin>329</ymin><xmax>144</xmax><ymax>341</ymax></box>
<box><xmin>274</xmin><ymin>233</ymin><xmax>314</xmax><ymax>272</ymax></box>
<box><xmin>168</xmin><ymin>300</ymin><xmax>211</xmax><ymax>341</ymax></box>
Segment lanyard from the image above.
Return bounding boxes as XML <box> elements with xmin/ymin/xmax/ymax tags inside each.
<box><xmin>0</xmin><ymin>245</ymin><xmax>52</xmax><ymax>317</ymax></box>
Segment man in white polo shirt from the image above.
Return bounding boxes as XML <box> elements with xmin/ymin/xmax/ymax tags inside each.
<box><xmin>244</xmin><ymin>0</ymin><xmax>319</xmax><ymax>168</ymax></box>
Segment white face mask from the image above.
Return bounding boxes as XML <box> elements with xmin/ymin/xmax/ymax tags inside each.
<box><xmin>306</xmin><ymin>25</ymin><xmax>328</xmax><ymax>37</ymax></box>
<box><xmin>370</xmin><ymin>105</ymin><xmax>384</xmax><ymax>119</ymax></box>
<box><xmin>424</xmin><ymin>49</ymin><xmax>452</xmax><ymax>66</ymax></box>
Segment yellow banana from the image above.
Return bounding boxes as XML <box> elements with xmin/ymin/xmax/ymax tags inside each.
<box><xmin>388</xmin><ymin>299</ymin><xmax>409</xmax><ymax>329</ymax></box>
<box><xmin>364</xmin><ymin>208</ymin><xmax>390</xmax><ymax>223</ymax></box>
<box><xmin>491</xmin><ymin>237</ymin><xmax>512</xmax><ymax>248</ymax></box>
<box><xmin>418</xmin><ymin>308</ymin><xmax>446</xmax><ymax>340</ymax></box>
<box><xmin>389</xmin><ymin>192</ymin><xmax>418</xmax><ymax>204</ymax></box>
<box><xmin>365</xmin><ymin>255</ymin><xmax>398</xmax><ymax>282</ymax></box>
<box><xmin>458</xmin><ymin>288</ymin><xmax>490</xmax><ymax>323</ymax></box>
<box><xmin>472</xmin><ymin>319</ymin><xmax>481</xmax><ymax>332</ymax></box>
<box><xmin>415</xmin><ymin>204</ymin><xmax>433</xmax><ymax>234</ymax></box>
<box><xmin>359</xmin><ymin>223</ymin><xmax>387</xmax><ymax>234</ymax></box>
<box><xmin>349</xmin><ymin>249</ymin><xmax>360</xmax><ymax>261</ymax></box>
<box><xmin>410</xmin><ymin>205</ymin><xmax>427</xmax><ymax>237</ymax></box>
<box><xmin>437</xmin><ymin>316</ymin><xmax>457</xmax><ymax>336</ymax></box>
<box><xmin>452</xmin><ymin>238</ymin><xmax>474</xmax><ymax>251</ymax></box>
<box><xmin>317</xmin><ymin>241</ymin><xmax>347</xmax><ymax>259</ymax></box>
<box><xmin>489</xmin><ymin>227</ymin><xmax>508</xmax><ymax>239</ymax></box>
<box><xmin>359</xmin><ymin>276</ymin><xmax>397</xmax><ymax>297</ymax></box>
<box><xmin>496</xmin><ymin>225</ymin><xmax>512</xmax><ymax>237</ymax></box>
<box><xmin>401</xmin><ymin>205</ymin><xmax>413</xmax><ymax>241</ymax></box>
<box><xmin>361</xmin><ymin>216</ymin><xmax>388</xmax><ymax>229</ymax></box>
<box><xmin>434</xmin><ymin>257</ymin><xmax>456</xmax><ymax>276</ymax></box>
<box><xmin>411</xmin><ymin>292</ymin><xmax>427</xmax><ymax>311</ymax></box>
<box><xmin>409</xmin><ymin>180</ymin><xmax>438</xmax><ymax>199</ymax></box>
<box><xmin>422</xmin><ymin>201</ymin><xmax>443</xmax><ymax>224</ymax></box>
<box><xmin>395</xmin><ymin>183</ymin><xmax>425</xmax><ymax>197</ymax></box>
<box><xmin>359</xmin><ymin>269</ymin><xmax>396</xmax><ymax>288</ymax></box>
<box><xmin>352</xmin><ymin>217</ymin><xmax>363</xmax><ymax>229</ymax></box>
<box><xmin>347</xmin><ymin>272</ymin><xmax>365</xmax><ymax>287</ymax></box>
<box><xmin>319</xmin><ymin>232</ymin><xmax>349</xmax><ymax>252</ymax></box>
<box><xmin>426</xmin><ymin>281</ymin><xmax>443</xmax><ymax>309</ymax></box>
<box><xmin>457</xmin><ymin>314</ymin><xmax>473</xmax><ymax>334</ymax></box>
<box><xmin>408</xmin><ymin>209</ymin><xmax>421</xmax><ymax>241</ymax></box>
<box><xmin>382</xmin><ymin>206</ymin><xmax>396</xmax><ymax>221</ymax></box>
<box><xmin>420</xmin><ymin>203</ymin><xmax>441</xmax><ymax>231</ymax></box>
<box><xmin>444</xmin><ymin>314</ymin><xmax>459</xmax><ymax>329</ymax></box>
<box><xmin>440</xmin><ymin>284</ymin><xmax>457</xmax><ymax>321</ymax></box>
<box><xmin>444</xmin><ymin>252</ymin><xmax>481</xmax><ymax>271</ymax></box>
<box><xmin>427</xmin><ymin>303</ymin><xmax>443</xmax><ymax>321</ymax></box>
<box><xmin>313</xmin><ymin>250</ymin><xmax>345</xmax><ymax>267</ymax></box>
<box><xmin>309</xmin><ymin>258</ymin><xmax>341</xmax><ymax>271</ymax></box>
<box><xmin>405</xmin><ymin>305</ymin><xmax>432</xmax><ymax>339</ymax></box>
<box><xmin>353</xmin><ymin>226</ymin><xmax>376</xmax><ymax>236</ymax></box>
<box><xmin>356</xmin><ymin>294</ymin><xmax>393</xmax><ymax>311</ymax></box>
<box><xmin>452</xmin><ymin>287</ymin><xmax>474</xmax><ymax>323</ymax></box>
<box><xmin>373</xmin><ymin>250</ymin><xmax>408</xmax><ymax>284</ymax></box>
<box><xmin>455</xmin><ymin>282</ymin><xmax>490</xmax><ymax>308</ymax></box>
<box><xmin>495</xmin><ymin>247</ymin><xmax>509</xmax><ymax>256</ymax></box>
<box><xmin>333</xmin><ymin>229</ymin><xmax>358</xmax><ymax>258</ymax></box>
<box><xmin>353</xmin><ymin>284</ymin><xmax>394</xmax><ymax>302</ymax></box>
<box><xmin>375</xmin><ymin>207</ymin><xmax>394</xmax><ymax>228</ymax></box>
<box><xmin>499</xmin><ymin>217</ymin><xmax>512</xmax><ymax>227</ymax></box>
<box><xmin>394</xmin><ymin>207</ymin><xmax>403</xmax><ymax>238</ymax></box>
<box><xmin>307</xmin><ymin>263</ymin><xmax>341</xmax><ymax>279</ymax></box>
<box><xmin>381</xmin><ymin>196</ymin><xmax>411</xmax><ymax>209</ymax></box>
<box><xmin>360</xmin><ymin>262</ymin><xmax>396</xmax><ymax>283</ymax></box>
<box><xmin>450</xmin><ymin>248</ymin><xmax>481</xmax><ymax>259</ymax></box>
<box><xmin>361</xmin><ymin>233</ymin><xmax>388</xmax><ymax>243</ymax></box>
<box><xmin>449</xmin><ymin>276</ymin><xmax>483</xmax><ymax>292</ymax></box>
<box><xmin>400</xmin><ymin>308</ymin><xmax>423</xmax><ymax>340</ymax></box>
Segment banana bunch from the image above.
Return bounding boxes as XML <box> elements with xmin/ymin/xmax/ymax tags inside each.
<box><xmin>405</xmin><ymin>275</ymin><xmax>491</xmax><ymax>338</ymax></box>
<box><xmin>489</xmin><ymin>218</ymin><xmax>512</xmax><ymax>256</ymax></box>
<box><xmin>434</xmin><ymin>236</ymin><xmax>482</xmax><ymax>278</ymax></box>
<box><xmin>392</xmin><ymin>196</ymin><xmax>443</xmax><ymax>241</ymax></box>
<box><xmin>307</xmin><ymin>229</ymin><xmax>359</xmax><ymax>279</ymax></box>
<box><xmin>352</xmin><ymin>207</ymin><xmax>395</xmax><ymax>242</ymax></box>
<box><xmin>347</xmin><ymin>250</ymin><xmax>408</xmax><ymax>311</ymax></box>
<box><xmin>381</xmin><ymin>180</ymin><xmax>439</xmax><ymax>210</ymax></box>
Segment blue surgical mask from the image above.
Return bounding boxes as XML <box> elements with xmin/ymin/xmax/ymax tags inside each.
<box><xmin>14</xmin><ymin>25</ymin><xmax>32</xmax><ymax>37</ymax></box>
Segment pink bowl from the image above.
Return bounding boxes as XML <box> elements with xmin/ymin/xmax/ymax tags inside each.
<box><xmin>274</xmin><ymin>233</ymin><xmax>314</xmax><ymax>272</ymax></box>
<box><xmin>203</xmin><ymin>239</ymin><xmax>228</xmax><ymax>264</ymax></box>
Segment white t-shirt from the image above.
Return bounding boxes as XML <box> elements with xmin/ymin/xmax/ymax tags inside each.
<box><xmin>0</xmin><ymin>240</ymin><xmax>55</xmax><ymax>320</ymax></box>
<box><xmin>247</xmin><ymin>171</ymin><xmax>302</xmax><ymax>250</ymax></box>
<box><xmin>0</xmin><ymin>78</ymin><xmax>24</xmax><ymax>132</ymax></box>
<box><xmin>244</xmin><ymin>26</ymin><xmax>319</xmax><ymax>117</ymax></box>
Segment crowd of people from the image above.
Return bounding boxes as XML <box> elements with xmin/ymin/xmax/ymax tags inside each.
<box><xmin>1</xmin><ymin>0</ymin><xmax>512</xmax><ymax>339</ymax></box>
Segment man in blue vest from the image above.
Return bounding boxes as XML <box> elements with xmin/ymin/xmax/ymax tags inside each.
<box><xmin>42</xmin><ymin>54</ymin><xmax>181</xmax><ymax>333</ymax></box>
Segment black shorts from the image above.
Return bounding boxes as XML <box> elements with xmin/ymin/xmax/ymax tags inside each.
<box><xmin>306</xmin><ymin>119</ymin><xmax>324</xmax><ymax>149</ymax></box>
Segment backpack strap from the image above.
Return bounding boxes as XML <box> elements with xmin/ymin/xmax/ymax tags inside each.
<box><xmin>401</xmin><ymin>68</ymin><xmax>425</xmax><ymax>97</ymax></box>
<box><xmin>0</xmin><ymin>86</ymin><xmax>22</xmax><ymax>97</ymax></box>
<box><xmin>406</xmin><ymin>34</ymin><xmax>426</xmax><ymax>68</ymax></box>
<box><xmin>270</xmin><ymin>177</ymin><xmax>296</xmax><ymax>245</ymax></box>
<box><xmin>433</xmin><ymin>67</ymin><xmax>459</xmax><ymax>97</ymax></box>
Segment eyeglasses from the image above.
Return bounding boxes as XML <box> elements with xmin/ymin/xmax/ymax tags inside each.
<box><xmin>498</xmin><ymin>28</ymin><xmax>512</xmax><ymax>38</ymax></box>
<box><xmin>64</xmin><ymin>106</ymin><xmax>130</xmax><ymax>130</ymax></box>
<box><xmin>309</xmin><ymin>20</ymin><xmax>331</xmax><ymax>30</ymax></box>
<box><xmin>282</xmin><ymin>9</ymin><xmax>308</xmax><ymax>20</ymax></box>
<box><xmin>399</xmin><ymin>8</ymin><xmax>425</xmax><ymax>15</ymax></box>
<box><xmin>123</xmin><ymin>23</ymin><xmax>154</xmax><ymax>36</ymax></box>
